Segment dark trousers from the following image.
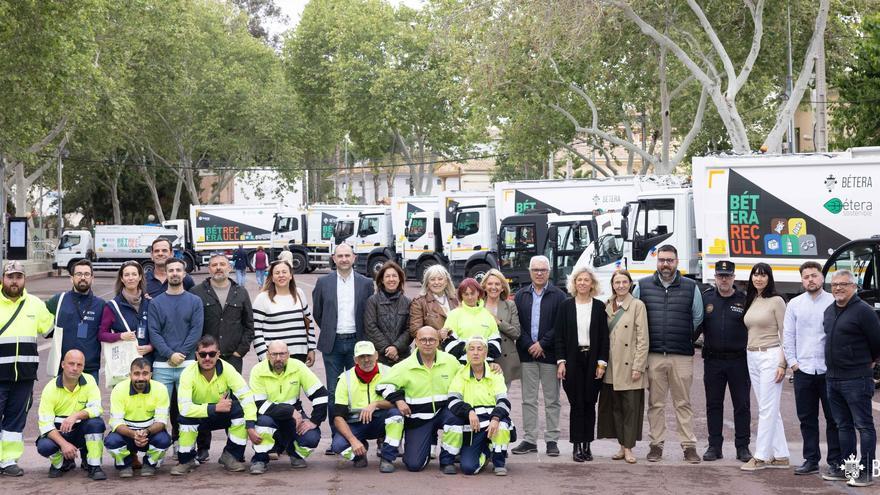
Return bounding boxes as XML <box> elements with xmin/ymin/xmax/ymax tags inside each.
<box><xmin>104</xmin><ymin>430</ymin><xmax>172</xmax><ymax>468</ymax></box>
<box><xmin>703</xmin><ymin>357</ymin><xmax>751</xmax><ymax>449</ymax></box>
<box><xmin>251</xmin><ymin>414</ymin><xmax>320</xmax><ymax>463</ymax></box>
<box><xmin>561</xmin><ymin>351</ymin><xmax>600</xmax><ymax>443</ymax></box>
<box><xmin>36</xmin><ymin>417</ymin><xmax>106</xmax><ymax>467</ymax></box>
<box><xmin>0</xmin><ymin>380</ymin><xmax>33</xmax><ymax>467</ymax></box>
<box><xmin>794</xmin><ymin>370</ymin><xmax>840</xmax><ymax>465</ymax></box>
<box><xmin>827</xmin><ymin>376</ymin><xmax>876</xmax><ymax>473</ymax></box>
<box><xmin>196</xmin><ymin>354</ymin><xmax>244</xmax><ymax>453</ymax></box>
<box><xmin>382</xmin><ymin>409</ymin><xmax>456</xmax><ymax>471</ymax></box>
<box><xmin>323</xmin><ymin>334</ymin><xmax>356</xmax><ymax>435</ymax></box>
<box><xmin>330</xmin><ymin>410</ymin><xmax>391</xmax><ymax>462</ymax></box>
<box><xmin>178</xmin><ymin>402</ymin><xmax>246</xmax><ymax>464</ymax></box>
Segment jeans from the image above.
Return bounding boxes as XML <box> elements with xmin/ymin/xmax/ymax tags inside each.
<box><xmin>255</xmin><ymin>270</ymin><xmax>267</xmax><ymax>288</ymax></box>
<box><xmin>827</xmin><ymin>376</ymin><xmax>876</xmax><ymax>471</ymax></box>
<box><xmin>152</xmin><ymin>365</ymin><xmax>187</xmax><ymax>440</ymax></box>
<box><xmin>235</xmin><ymin>269</ymin><xmax>247</xmax><ymax>287</ymax></box>
<box><xmin>323</xmin><ymin>335</ymin><xmax>357</xmax><ymax>434</ymax></box>
<box><xmin>793</xmin><ymin>370</ymin><xmax>840</xmax><ymax>466</ymax></box>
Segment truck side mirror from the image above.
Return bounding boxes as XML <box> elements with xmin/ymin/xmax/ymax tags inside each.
<box><xmin>621</xmin><ymin>217</ymin><xmax>629</xmax><ymax>241</ymax></box>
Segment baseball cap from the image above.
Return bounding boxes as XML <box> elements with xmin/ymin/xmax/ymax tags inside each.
<box><xmin>714</xmin><ymin>260</ymin><xmax>735</xmax><ymax>275</ymax></box>
<box><xmin>354</xmin><ymin>341</ymin><xmax>376</xmax><ymax>356</ymax></box>
<box><xmin>3</xmin><ymin>260</ymin><xmax>24</xmax><ymax>275</ymax></box>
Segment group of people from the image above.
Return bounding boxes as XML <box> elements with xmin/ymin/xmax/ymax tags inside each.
<box><xmin>0</xmin><ymin>239</ymin><xmax>877</xmax><ymax>487</ymax></box>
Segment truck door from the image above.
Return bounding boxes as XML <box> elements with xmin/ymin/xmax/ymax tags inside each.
<box><xmin>548</xmin><ymin>222</ymin><xmax>595</xmax><ymax>288</ymax></box>
<box><xmin>631</xmin><ymin>198</ymin><xmax>675</xmax><ymax>262</ymax></box>
<box><xmin>822</xmin><ymin>239</ymin><xmax>879</xmax><ymax>309</ymax></box>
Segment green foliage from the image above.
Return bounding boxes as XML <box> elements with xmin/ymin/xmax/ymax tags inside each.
<box><xmin>832</xmin><ymin>12</ymin><xmax>880</xmax><ymax>148</ymax></box>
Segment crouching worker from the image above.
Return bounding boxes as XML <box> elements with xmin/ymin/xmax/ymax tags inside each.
<box><xmin>171</xmin><ymin>335</ymin><xmax>258</xmax><ymax>475</ymax></box>
<box><xmin>104</xmin><ymin>358</ymin><xmax>172</xmax><ymax>477</ymax></box>
<box><xmin>331</xmin><ymin>341</ymin><xmax>398</xmax><ymax>467</ymax></box>
<box><xmin>443</xmin><ymin>336</ymin><xmax>515</xmax><ymax>476</ymax></box>
<box><xmin>36</xmin><ymin>350</ymin><xmax>107</xmax><ymax>480</ymax></box>
<box><xmin>248</xmin><ymin>340</ymin><xmax>327</xmax><ymax>474</ymax></box>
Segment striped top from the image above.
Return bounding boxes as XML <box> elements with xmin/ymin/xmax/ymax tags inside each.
<box><xmin>252</xmin><ymin>288</ymin><xmax>314</xmax><ymax>360</ymax></box>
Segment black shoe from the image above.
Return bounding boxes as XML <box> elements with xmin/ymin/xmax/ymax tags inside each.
<box><xmin>702</xmin><ymin>447</ymin><xmax>722</xmax><ymax>462</ymax></box>
<box><xmin>511</xmin><ymin>441</ymin><xmax>538</xmax><ymax>455</ymax></box>
<box><xmin>572</xmin><ymin>443</ymin><xmax>585</xmax><ymax>463</ymax></box>
<box><xmin>196</xmin><ymin>448</ymin><xmax>210</xmax><ymax>463</ymax></box>
<box><xmin>546</xmin><ymin>442</ymin><xmax>560</xmax><ymax>457</ymax></box>
<box><xmin>441</xmin><ymin>464</ymin><xmax>457</xmax><ymax>475</ymax></box>
<box><xmin>582</xmin><ymin>443</ymin><xmax>593</xmax><ymax>462</ymax></box>
<box><xmin>794</xmin><ymin>461</ymin><xmax>819</xmax><ymax>475</ymax></box>
<box><xmin>736</xmin><ymin>447</ymin><xmax>752</xmax><ymax>463</ymax></box>
<box><xmin>48</xmin><ymin>465</ymin><xmax>65</xmax><ymax>478</ymax></box>
<box><xmin>324</xmin><ymin>447</ymin><xmax>335</xmax><ymax>456</ymax></box>
<box><xmin>847</xmin><ymin>470</ymin><xmax>874</xmax><ymax>487</ymax></box>
<box><xmin>87</xmin><ymin>466</ymin><xmax>107</xmax><ymax>481</ymax></box>
<box><xmin>1</xmin><ymin>464</ymin><xmax>23</xmax><ymax>477</ymax></box>
<box><xmin>822</xmin><ymin>466</ymin><xmax>847</xmax><ymax>481</ymax></box>
<box><xmin>353</xmin><ymin>456</ymin><xmax>368</xmax><ymax>468</ymax></box>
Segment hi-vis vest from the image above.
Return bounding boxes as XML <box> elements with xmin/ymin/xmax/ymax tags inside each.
<box><xmin>109</xmin><ymin>379</ymin><xmax>170</xmax><ymax>432</ymax></box>
<box><xmin>0</xmin><ymin>289</ymin><xmax>54</xmax><ymax>382</ymax></box>
<box><xmin>377</xmin><ymin>350</ymin><xmax>461</xmax><ymax>426</ymax></box>
<box><xmin>334</xmin><ymin>364</ymin><xmax>388</xmax><ymax>422</ymax></box>
<box><xmin>38</xmin><ymin>374</ymin><xmax>103</xmax><ymax>435</ymax></box>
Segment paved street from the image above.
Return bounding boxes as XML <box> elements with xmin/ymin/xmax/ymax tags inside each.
<box><xmin>3</xmin><ymin>269</ymin><xmax>878</xmax><ymax>494</ymax></box>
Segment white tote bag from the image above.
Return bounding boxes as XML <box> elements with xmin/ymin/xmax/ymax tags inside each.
<box><xmin>102</xmin><ymin>300</ymin><xmax>140</xmax><ymax>387</ymax></box>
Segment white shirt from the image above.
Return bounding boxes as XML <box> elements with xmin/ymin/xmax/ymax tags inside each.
<box><xmin>576</xmin><ymin>300</ymin><xmax>593</xmax><ymax>347</ymax></box>
<box><xmin>336</xmin><ymin>271</ymin><xmax>357</xmax><ymax>334</ymax></box>
<box><xmin>782</xmin><ymin>289</ymin><xmax>834</xmax><ymax>374</ymax></box>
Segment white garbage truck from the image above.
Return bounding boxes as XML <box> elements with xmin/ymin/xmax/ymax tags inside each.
<box><xmin>53</xmin><ymin>225</ymin><xmax>183</xmax><ymax>274</ymax></box>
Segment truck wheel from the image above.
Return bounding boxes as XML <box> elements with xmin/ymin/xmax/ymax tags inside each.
<box><xmin>290</xmin><ymin>252</ymin><xmax>308</xmax><ymax>274</ymax></box>
<box><xmin>466</xmin><ymin>263</ymin><xmax>492</xmax><ymax>282</ymax></box>
<box><xmin>369</xmin><ymin>256</ymin><xmax>388</xmax><ymax>278</ymax></box>
<box><xmin>183</xmin><ymin>252</ymin><xmax>197</xmax><ymax>273</ymax></box>
<box><xmin>416</xmin><ymin>259</ymin><xmax>438</xmax><ymax>281</ymax></box>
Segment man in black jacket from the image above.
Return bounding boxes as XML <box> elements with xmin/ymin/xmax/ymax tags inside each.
<box><xmin>822</xmin><ymin>269</ymin><xmax>880</xmax><ymax>488</ymax></box>
<box><xmin>510</xmin><ymin>255</ymin><xmax>567</xmax><ymax>457</ymax></box>
<box><xmin>632</xmin><ymin>245</ymin><xmax>703</xmax><ymax>464</ymax></box>
<box><xmin>190</xmin><ymin>253</ymin><xmax>254</xmax><ymax>463</ymax></box>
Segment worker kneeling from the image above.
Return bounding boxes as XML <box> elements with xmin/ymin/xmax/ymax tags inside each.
<box><xmin>443</xmin><ymin>336</ymin><xmax>515</xmax><ymax>476</ymax></box>
<box><xmin>248</xmin><ymin>340</ymin><xmax>327</xmax><ymax>475</ymax></box>
<box><xmin>171</xmin><ymin>335</ymin><xmax>258</xmax><ymax>475</ymax></box>
<box><xmin>377</xmin><ymin>326</ymin><xmax>462</xmax><ymax>473</ymax></box>
<box><xmin>331</xmin><ymin>341</ymin><xmax>398</xmax><ymax>467</ymax></box>
<box><xmin>36</xmin><ymin>350</ymin><xmax>107</xmax><ymax>480</ymax></box>
<box><xmin>104</xmin><ymin>357</ymin><xmax>172</xmax><ymax>477</ymax></box>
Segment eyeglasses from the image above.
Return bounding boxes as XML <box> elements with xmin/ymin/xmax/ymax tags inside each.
<box><xmin>417</xmin><ymin>338</ymin><xmax>438</xmax><ymax>344</ymax></box>
<box><xmin>830</xmin><ymin>282</ymin><xmax>854</xmax><ymax>289</ymax></box>
<box><xmin>73</xmin><ymin>272</ymin><xmax>92</xmax><ymax>279</ymax></box>
<box><xmin>657</xmin><ymin>258</ymin><xmax>677</xmax><ymax>264</ymax></box>
<box><xmin>197</xmin><ymin>351</ymin><xmax>218</xmax><ymax>358</ymax></box>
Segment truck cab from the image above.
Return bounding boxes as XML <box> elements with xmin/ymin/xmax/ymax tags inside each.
<box><xmin>53</xmin><ymin>230</ymin><xmax>93</xmax><ymax>273</ymax></box>
<box><xmin>497</xmin><ymin>213</ymin><xmax>550</xmax><ymax>290</ymax></box>
<box><xmin>822</xmin><ymin>236</ymin><xmax>880</xmax><ymax>311</ymax></box>
<box><xmin>353</xmin><ymin>207</ymin><xmax>395</xmax><ymax>277</ymax></box>
<box><xmin>401</xmin><ymin>210</ymin><xmax>445</xmax><ymax>281</ymax></box>
<box><xmin>447</xmin><ymin>197</ymin><xmax>497</xmax><ymax>282</ymax></box>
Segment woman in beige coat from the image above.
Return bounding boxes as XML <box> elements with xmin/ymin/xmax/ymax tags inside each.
<box><xmin>482</xmin><ymin>268</ymin><xmax>521</xmax><ymax>386</ymax></box>
<box><xmin>408</xmin><ymin>264</ymin><xmax>459</xmax><ymax>339</ymax></box>
<box><xmin>597</xmin><ymin>269</ymin><xmax>649</xmax><ymax>464</ymax></box>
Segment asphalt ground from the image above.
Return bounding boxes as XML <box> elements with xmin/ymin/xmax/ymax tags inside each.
<box><xmin>3</xmin><ymin>269</ymin><xmax>878</xmax><ymax>494</ymax></box>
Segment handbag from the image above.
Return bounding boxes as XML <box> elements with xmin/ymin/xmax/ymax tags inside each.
<box><xmin>101</xmin><ymin>300</ymin><xmax>140</xmax><ymax>387</ymax></box>
<box><xmin>46</xmin><ymin>293</ymin><xmax>65</xmax><ymax>378</ymax></box>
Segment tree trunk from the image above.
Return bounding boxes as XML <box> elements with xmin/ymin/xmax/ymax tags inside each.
<box><xmin>659</xmin><ymin>27</ymin><xmax>672</xmax><ymax>173</ymax></box>
<box><xmin>109</xmin><ymin>172</ymin><xmax>121</xmax><ymax>224</ymax></box>
<box><xmin>139</xmin><ymin>161</ymin><xmax>165</xmax><ymax>222</ymax></box>
<box><xmin>169</xmin><ymin>173</ymin><xmax>184</xmax><ymax>220</ymax></box>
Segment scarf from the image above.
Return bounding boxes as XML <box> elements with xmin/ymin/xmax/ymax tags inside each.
<box><xmin>354</xmin><ymin>364</ymin><xmax>379</xmax><ymax>383</ymax></box>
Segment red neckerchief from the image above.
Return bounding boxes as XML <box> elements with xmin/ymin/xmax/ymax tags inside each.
<box><xmin>355</xmin><ymin>364</ymin><xmax>379</xmax><ymax>383</ymax></box>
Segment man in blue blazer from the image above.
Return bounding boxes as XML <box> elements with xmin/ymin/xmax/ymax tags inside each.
<box><xmin>312</xmin><ymin>243</ymin><xmax>375</xmax><ymax>451</ymax></box>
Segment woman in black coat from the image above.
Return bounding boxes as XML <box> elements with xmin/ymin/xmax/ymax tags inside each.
<box><xmin>555</xmin><ymin>265</ymin><xmax>610</xmax><ymax>462</ymax></box>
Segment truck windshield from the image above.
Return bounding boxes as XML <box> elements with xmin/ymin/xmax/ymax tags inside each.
<box><xmin>632</xmin><ymin>198</ymin><xmax>675</xmax><ymax>261</ymax></box>
<box><xmin>358</xmin><ymin>216</ymin><xmax>379</xmax><ymax>237</ymax></box>
<box><xmin>550</xmin><ymin>223</ymin><xmax>593</xmax><ymax>282</ymax></box>
<box><xmin>59</xmin><ymin>234</ymin><xmax>81</xmax><ymax>250</ymax></box>
<box><xmin>824</xmin><ymin>242</ymin><xmax>878</xmax><ymax>307</ymax></box>
<box><xmin>453</xmin><ymin>211</ymin><xmax>479</xmax><ymax>237</ymax></box>
<box><xmin>499</xmin><ymin>224</ymin><xmax>536</xmax><ymax>271</ymax></box>
<box><xmin>274</xmin><ymin>215</ymin><xmax>298</xmax><ymax>233</ymax></box>
<box><xmin>335</xmin><ymin>221</ymin><xmax>354</xmax><ymax>240</ymax></box>
<box><xmin>593</xmin><ymin>233</ymin><xmax>624</xmax><ymax>268</ymax></box>
<box><xmin>407</xmin><ymin>217</ymin><xmax>427</xmax><ymax>242</ymax></box>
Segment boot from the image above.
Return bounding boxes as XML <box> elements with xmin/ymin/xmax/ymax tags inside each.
<box><xmin>582</xmin><ymin>442</ymin><xmax>593</xmax><ymax>462</ymax></box>
<box><xmin>572</xmin><ymin>442</ymin><xmax>585</xmax><ymax>463</ymax></box>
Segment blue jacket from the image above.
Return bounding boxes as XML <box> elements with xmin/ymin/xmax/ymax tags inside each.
<box><xmin>104</xmin><ymin>293</ymin><xmax>153</xmax><ymax>362</ymax></box>
<box><xmin>232</xmin><ymin>248</ymin><xmax>249</xmax><ymax>271</ymax></box>
<box><xmin>47</xmin><ymin>290</ymin><xmax>106</xmax><ymax>373</ymax></box>
<box><xmin>514</xmin><ymin>283</ymin><xmax>567</xmax><ymax>364</ymax></box>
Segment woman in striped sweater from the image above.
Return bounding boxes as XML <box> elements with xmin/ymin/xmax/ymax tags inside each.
<box><xmin>252</xmin><ymin>260</ymin><xmax>315</xmax><ymax>365</ymax></box>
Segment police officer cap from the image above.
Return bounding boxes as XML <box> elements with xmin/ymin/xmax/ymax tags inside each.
<box><xmin>714</xmin><ymin>260</ymin><xmax>735</xmax><ymax>275</ymax></box>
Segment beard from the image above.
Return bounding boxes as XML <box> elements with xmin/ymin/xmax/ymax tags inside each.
<box><xmin>75</xmin><ymin>280</ymin><xmax>91</xmax><ymax>293</ymax></box>
<box><xmin>2</xmin><ymin>285</ymin><xmax>22</xmax><ymax>299</ymax></box>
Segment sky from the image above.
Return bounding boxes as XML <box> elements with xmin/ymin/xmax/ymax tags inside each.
<box><xmin>269</xmin><ymin>0</ymin><xmax>424</xmax><ymax>36</ymax></box>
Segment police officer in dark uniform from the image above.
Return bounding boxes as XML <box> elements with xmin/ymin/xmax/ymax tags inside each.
<box><xmin>695</xmin><ymin>260</ymin><xmax>752</xmax><ymax>462</ymax></box>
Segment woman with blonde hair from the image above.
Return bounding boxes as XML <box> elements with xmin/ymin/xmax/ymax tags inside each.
<box><xmin>597</xmin><ymin>269</ymin><xmax>648</xmax><ymax>464</ymax></box>
<box><xmin>481</xmin><ymin>269</ymin><xmax>521</xmax><ymax>386</ymax></box>
<box><xmin>555</xmin><ymin>265</ymin><xmax>609</xmax><ymax>462</ymax></box>
<box><xmin>409</xmin><ymin>264</ymin><xmax>459</xmax><ymax>339</ymax></box>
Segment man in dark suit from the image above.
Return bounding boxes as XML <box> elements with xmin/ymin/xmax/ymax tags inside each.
<box><xmin>312</xmin><ymin>243</ymin><xmax>375</xmax><ymax>453</ymax></box>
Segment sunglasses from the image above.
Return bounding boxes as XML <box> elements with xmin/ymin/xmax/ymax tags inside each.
<box><xmin>197</xmin><ymin>351</ymin><xmax>218</xmax><ymax>358</ymax></box>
